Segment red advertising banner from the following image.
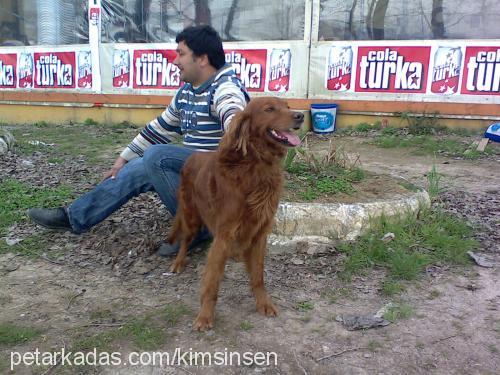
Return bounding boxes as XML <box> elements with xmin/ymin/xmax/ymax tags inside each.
<box><xmin>461</xmin><ymin>47</ymin><xmax>500</xmax><ymax>95</ymax></box>
<box><xmin>0</xmin><ymin>53</ymin><xmax>17</xmax><ymax>88</ymax></box>
<box><xmin>225</xmin><ymin>49</ymin><xmax>267</xmax><ymax>92</ymax></box>
<box><xmin>355</xmin><ymin>46</ymin><xmax>430</xmax><ymax>93</ymax></box>
<box><xmin>34</xmin><ymin>52</ymin><xmax>76</xmax><ymax>89</ymax></box>
<box><xmin>132</xmin><ymin>49</ymin><xmax>180</xmax><ymax>89</ymax></box>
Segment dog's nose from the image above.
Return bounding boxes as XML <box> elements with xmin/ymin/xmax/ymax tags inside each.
<box><xmin>293</xmin><ymin>112</ymin><xmax>304</xmax><ymax>122</ymax></box>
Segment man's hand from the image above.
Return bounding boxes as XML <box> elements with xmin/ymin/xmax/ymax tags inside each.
<box><xmin>102</xmin><ymin>156</ymin><xmax>127</xmax><ymax>181</ymax></box>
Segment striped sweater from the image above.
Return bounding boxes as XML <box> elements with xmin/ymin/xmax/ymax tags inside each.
<box><xmin>120</xmin><ymin>65</ymin><xmax>250</xmax><ymax>161</ymax></box>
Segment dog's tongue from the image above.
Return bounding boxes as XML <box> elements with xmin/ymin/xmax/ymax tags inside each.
<box><xmin>277</xmin><ymin>130</ymin><xmax>301</xmax><ymax>147</ymax></box>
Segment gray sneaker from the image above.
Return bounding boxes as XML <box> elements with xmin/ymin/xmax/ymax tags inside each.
<box><xmin>27</xmin><ymin>207</ymin><xmax>72</xmax><ymax>231</ymax></box>
<box><xmin>157</xmin><ymin>230</ymin><xmax>212</xmax><ymax>257</ymax></box>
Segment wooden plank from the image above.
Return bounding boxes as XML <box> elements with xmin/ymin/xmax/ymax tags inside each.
<box><xmin>476</xmin><ymin>137</ymin><xmax>489</xmax><ymax>152</ymax></box>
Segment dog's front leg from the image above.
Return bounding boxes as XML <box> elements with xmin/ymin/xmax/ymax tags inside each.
<box><xmin>244</xmin><ymin>236</ymin><xmax>278</xmax><ymax>317</ymax></box>
<box><xmin>193</xmin><ymin>237</ymin><xmax>230</xmax><ymax>331</ymax></box>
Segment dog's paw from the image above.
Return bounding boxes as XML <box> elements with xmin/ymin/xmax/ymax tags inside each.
<box><xmin>170</xmin><ymin>259</ymin><xmax>186</xmax><ymax>273</ymax></box>
<box><xmin>193</xmin><ymin>313</ymin><xmax>214</xmax><ymax>331</ymax></box>
<box><xmin>257</xmin><ymin>301</ymin><xmax>278</xmax><ymax>317</ymax></box>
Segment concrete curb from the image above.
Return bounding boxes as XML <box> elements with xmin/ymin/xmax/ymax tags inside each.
<box><xmin>270</xmin><ymin>190</ymin><xmax>430</xmax><ymax>247</ymax></box>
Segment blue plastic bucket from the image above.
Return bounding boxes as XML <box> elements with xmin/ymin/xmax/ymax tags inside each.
<box><xmin>311</xmin><ymin>103</ymin><xmax>338</xmax><ymax>133</ymax></box>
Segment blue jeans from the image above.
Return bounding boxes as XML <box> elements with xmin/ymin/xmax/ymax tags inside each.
<box><xmin>67</xmin><ymin>144</ymin><xmax>195</xmax><ymax>234</ymax></box>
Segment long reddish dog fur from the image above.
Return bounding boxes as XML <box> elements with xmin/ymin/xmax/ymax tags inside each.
<box><xmin>167</xmin><ymin>97</ymin><xmax>304</xmax><ymax>331</ymax></box>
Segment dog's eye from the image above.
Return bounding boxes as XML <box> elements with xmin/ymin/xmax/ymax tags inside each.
<box><xmin>265</xmin><ymin>107</ymin><xmax>275</xmax><ymax>112</ymax></box>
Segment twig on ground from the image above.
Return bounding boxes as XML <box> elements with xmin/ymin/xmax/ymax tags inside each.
<box><xmin>66</xmin><ymin>289</ymin><xmax>85</xmax><ymax>310</ymax></box>
<box><xmin>316</xmin><ymin>347</ymin><xmax>366</xmax><ymax>362</ymax></box>
<box><xmin>36</xmin><ymin>251</ymin><xmax>64</xmax><ymax>265</ymax></box>
<box><xmin>432</xmin><ymin>334</ymin><xmax>458</xmax><ymax>344</ymax></box>
<box><xmin>293</xmin><ymin>351</ymin><xmax>308</xmax><ymax>375</ymax></box>
<box><xmin>174</xmin><ymin>365</ymin><xmax>194</xmax><ymax>375</ymax></box>
<box><xmin>82</xmin><ymin>322</ymin><xmax>124</xmax><ymax>327</ymax></box>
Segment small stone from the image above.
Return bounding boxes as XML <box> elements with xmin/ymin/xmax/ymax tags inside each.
<box><xmin>364</xmin><ymin>353</ymin><xmax>373</xmax><ymax>358</ymax></box>
<box><xmin>291</xmin><ymin>258</ymin><xmax>304</xmax><ymax>265</ymax></box>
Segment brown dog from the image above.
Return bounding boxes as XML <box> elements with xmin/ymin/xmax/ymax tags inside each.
<box><xmin>167</xmin><ymin>97</ymin><xmax>304</xmax><ymax>331</ymax></box>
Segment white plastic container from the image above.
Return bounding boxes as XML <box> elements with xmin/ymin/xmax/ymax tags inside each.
<box><xmin>311</xmin><ymin>103</ymin><xmax>338</xmax><ymax>133</ymax></box>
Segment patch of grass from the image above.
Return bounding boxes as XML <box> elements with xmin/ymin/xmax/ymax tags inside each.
<box><xmin>355</xmin><ymin>122</ymin><xmax>372</xmax><ymax>132</ymax></box>
<box><xmin>297</xmin><ymin>301</ymin><xmax>314</xmax><ymax>311</ymax></box>
<box><xmin>0</xmin><ymin>234</ymin><xmax>52</xmax><ymax>258</ymax></box>
<box><xmin>8</xmin><ymin>122</ymin><xmax>137</xmax><ymax>165</ymax></box>
<box><xmin>372</xmin><ymin>132</ymin><xmax>498</xmax><ymax>159</ymax></box>
<box><xmin>89</xmin><ymin>308</ymin><xmax>114</xmax><ymax>323</ymax></box>
<box><xmin>320</xmin><ymin>287</ymin><xmax>352</xmax><ymax>303</ymax></box>
<box><xmin>0</xmin><ymin>323</ymin><xmax>41</xmax><ymax>346</ymax></box>
<box><xmin>380</xmin><ymin>280</ymin><xmax>405</xmax><ymax>296</ymax></box>
<box><xmin>427</xmin><ymin>165</ymin><xmax>442</xmax><ymax>200</ymax></box>
<box><xmin>0</xmin><ymin>179</ymin><xmax>74</xmax><ymax>237</ymax></box>
<box><xmin>488</xmin><ymin>344</ymin><xmax>498</xmax><ymax>353</ymax></box>
<box><xmin>83</xmin><ymin>118</ymin><xmax>99</xmax><ymax>126</ymax></box>
<box><xmin>163</xmin><ymin>304</ymin><xmax>190</xmax><ymax>326</ymax></box>
<box><xmin>428</xmin><ymin>290</ymin><xmax>441</xmax><ymax>299</ymax></box>
<box><xmin>0</xmin><ymin>356</ymin><xmax>8</xmax><ymax>373</ymax></box>
<box><xmin>73</xmin><ymin>317</ymin><xmax>165</xmax><ymax>352</ymax></box>
<box><xmin>367</xmin><ymin>339</ymin><xmax>383</xmax><ymax>351</ymax></box>
<box><xmin>381</xmin><ymin>126</ymin><xmax>399</xmax><ymax>135</ymax></box>
<box><xmin>383</xmin><ymin>303</ymin><xmax>413</xmax><ymax>323</ymax></box>
<box><xmin>124</xmin><ymin>320</ymin><xmax>165</xmax><ymax>350</ymax></box>
<box><xmin>399</xmin><ymin>111</ymin><xmax>445</xmax><ymax>135</ymax></box>
<box><xmin>339</xmin><ymin>208</ymin><xmax>478</xmax><ymax>282</ymax></box>
<box><xmin>73</xmin><ymin>304</ymin><xmax>188</xmax><ymax>352</ymax></box>
<box><xmin>240</xmin><ymin>321</ymin><xmax>254</xmax><ymax>331</ymax></box>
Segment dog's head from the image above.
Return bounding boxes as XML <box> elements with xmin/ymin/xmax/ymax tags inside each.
<box><xmin>220</xmin><ymin>97</ymin><xmax>304</xmax><ymax>157</ymax></box>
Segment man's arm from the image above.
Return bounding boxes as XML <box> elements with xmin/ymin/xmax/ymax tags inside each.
<box><xmin>213</xmin><ymin>81</ymin><xmax>248</xmax><ymax>131</ymax></box>
<box><xmin>119</xmin><ymin>102</ymin><xmax>182</xmax><ymax>161</ymax></box>
<box><xmin>103</xmin><ymin>95</ymin><xmax>183</xmax><ymax>180</ymax></box>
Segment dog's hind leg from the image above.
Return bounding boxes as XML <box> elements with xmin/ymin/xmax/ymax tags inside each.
<box><xmin>244</xmin><ymin>236</ymin><xmax>278</xmax><ymax>317</ymax></box>
<box><xmin>170</xmin><ymin>183</ymin><xmax>202</xmax><ymax>273</ymax></box>
<box><xmin>193</xmin><ymin>236</ymin><xmax>231</xmax><ymax>331</ymax></box>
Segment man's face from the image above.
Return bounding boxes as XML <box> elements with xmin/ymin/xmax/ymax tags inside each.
<box><xmin>174</xmin><ymin>41</ymin><xmax>203</xmax><ymax>85</ymax></box>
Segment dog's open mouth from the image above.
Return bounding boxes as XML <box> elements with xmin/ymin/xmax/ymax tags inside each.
<box><xmin>268</xmin><ymin>128</ymin><xmax>301</xmax><ymax>147</ymax></box>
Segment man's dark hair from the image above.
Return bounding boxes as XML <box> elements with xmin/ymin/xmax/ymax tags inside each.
<box><xmin>176</xmin><ymin>25</ymin><xmax>225</xmax><ymax>69</ymax></box>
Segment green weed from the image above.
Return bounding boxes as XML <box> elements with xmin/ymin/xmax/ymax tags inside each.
<box><xmin>240</xmin><ymin>321</ymin><xmax>254</xmax><ymax>331</ymax></box>
<box><xmin>339</xmin><ymin>208</ymin><xmax>478</xmax><ymax>281</ymax></box>
<box><xmin>0</xmin><ymin>179</ymin><xmax>74</xmax><ymax>236</ymax></box>
<box><xmin>0</xmin><ymin>323</ymin><xmax>41</xmax><ymax>346</ymax></box>
<box><xmin>383</xmin><ymin>303</ymin><xmax>413</xmax><ymax>322</ymax></box>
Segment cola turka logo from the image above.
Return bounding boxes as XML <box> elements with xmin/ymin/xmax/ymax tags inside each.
<box><xmin>112</xmin><ymin>49</ymin><xmax>130</xmax><ymax>88</ymax></box>
<box><xmin>77</xmin><ymin>51</ymin><xmax>92</xmax><ymax>89</ymax></box>
<box><xmin>462</xmin><ymin>47</ymin><xmax>500</xmax><ymax>95</ymax></box>
<box><xmin>34</xmin><ymin>53</ymin><xmax>75</xmax><ymax>88</ymax></box>
<box><xmin>225</xmin><ymin>50</ymin><xmax>266</xmax><ymax>91</ymax></box>
<box><xmin>133</xmin><ymin>50</ymin><xmax>180</xmax><ymax>89</ymax></box>
<box><xmin>326</xmin><ymin>46</ymin><xmax>353</xmax><ymax>91</ymax></box>
<box><xmin>268</xmin><ymin>49</ymin><xmax>291</xmax><ymax>92</ymax></box>
<box><xmin>0</xmin><ymin>55</ymin><xmax>16</xmax><ymax>88</ymax></box>
<box><xmin>356</xmin><ymin>47</ymin><xmax>429</xmax><ymax>93</ymax></box>
<box><xmin>431</xmin><ymin>46</ymin><xmax>462</xmax><ymax>95</ymax></box>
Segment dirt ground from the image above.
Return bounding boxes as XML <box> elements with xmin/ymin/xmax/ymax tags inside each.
<box><xmin>1</xmin><ymin>132</ymin><xmax>499</xmax><ymax>374</ymax></box>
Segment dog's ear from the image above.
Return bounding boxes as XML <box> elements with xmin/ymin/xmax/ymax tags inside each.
<box><xmin>220</xmin><ymin>110</ymin><xmax>250</xmax><ymax>156</ymax></box>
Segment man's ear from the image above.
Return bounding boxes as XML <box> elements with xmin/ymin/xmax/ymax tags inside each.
<box><xmin>196</xmin><ymin>53</ymin><xmax>210</xmax><ymax>68</ymax></box>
